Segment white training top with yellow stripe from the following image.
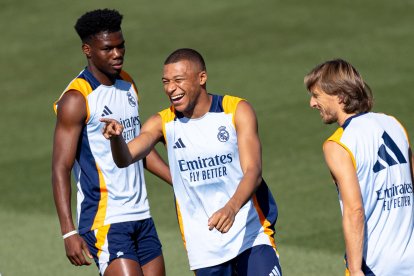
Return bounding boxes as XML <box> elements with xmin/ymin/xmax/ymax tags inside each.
<box><xmin>159</xmin><ymin>94</ymin><xmax>279</xmax><ymax>270</ymax></box>
<box><xmin>54</xmin><ymin>68</ymin><xmax>150</xmax><ymax>234</ymax></box>
<box><xmin>326</xmin><ymin>112</ymin><xmax>414</xmax><ymax>275</ymax></box>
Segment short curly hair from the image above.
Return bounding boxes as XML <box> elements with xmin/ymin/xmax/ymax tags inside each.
<box><xmin>74</xmin><ymin>9</ymin><xmax>123</xmax><ymax>42</ymax></box>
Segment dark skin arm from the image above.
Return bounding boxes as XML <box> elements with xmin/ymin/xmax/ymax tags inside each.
<box><xmin>208</xmin><ymin>101</ymin><xmax>263</xmax><ymax>233</ymax></box>
<box><xmin>52</xmin><ymin>90</ymin><xmax>92</xmax><ymax>266</ymax></box>
<box><xmin>100</xmin><ymin>114</ymin><xmax>165</xmax><ymax>167</ymax></box>
<box><xmin>144</xmin><ymin>148</ymin><xmax>172</xmax><ymax>186</ymax></box>
<box><xmin>101</xmin><ymin>114</ymin><xmax>172</xmax><ymax>188</ymax></box>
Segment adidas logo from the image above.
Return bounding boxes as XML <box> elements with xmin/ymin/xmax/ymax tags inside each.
<box><xmin>269</xmin><ymin>265</ymin><xmax>281</xmax><ymax>276</ymax></box>
<box><xmin>373</xmin><ymin>131</ymin><xmax>407</xmax><ymax>173</ymax></box>
<box><xmin>173</xmin><ymin>138</ymin><xmax>186</xmax><ymax>149</ymax></box>
<box><xmin>101</xmin><ymin>105</ymin><xmax>113</xmax><ymax>117</ymax></box>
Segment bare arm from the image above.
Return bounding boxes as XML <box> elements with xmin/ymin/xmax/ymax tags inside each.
<box><xmin>144</xmin><ymin>148</ymin><xmax>172</xmax><ymax>186</ymax></box>
<box><xmin>101</xmin><ymin>114</ymin><xmax>165</xmax><ymax>168</ymax></box>
<box><xmin>323</xmin><ymin>141</ymin><xmax>365</xmax><ymax>276</ymax></box>
<box><xmin>208</xmin><ymin>101</ymin><xmax>262</xmax><ymax>233</ymax></box>
<box><xmin>52</xmin><ymin>90</ymin><xmax>92</xmax><ymax>266</ymax></box>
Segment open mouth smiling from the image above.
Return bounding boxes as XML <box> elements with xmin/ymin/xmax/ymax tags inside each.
<box><xmin>170</xmin><ymin>93</ymin><xmax>185</xmax><ymax>102</ymax></box>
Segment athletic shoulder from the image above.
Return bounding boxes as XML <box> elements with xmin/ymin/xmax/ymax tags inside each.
<box><xmin>158</xmin><ymin>106</ymin><xmax>176</xmax><ymax>123</ymax></box>
<box><xmin>55</xmin><ymin>90</ymin><xmax>87</xmax><ymax>124</ymax></box>
<box><xmin>119</xmin><ymin>70</ymin><xmax>135</xmax><ymax>83</ymax></box>
<box><xmin>222</xmin><ymin>94</ymin><xmax>245</xmax><ymax>106</ymax></box>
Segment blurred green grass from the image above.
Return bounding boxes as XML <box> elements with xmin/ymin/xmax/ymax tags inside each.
<box><xmin>1</xmin><ymin>0</ymin><xmax>413</xmax><ymax>275</ymax></box>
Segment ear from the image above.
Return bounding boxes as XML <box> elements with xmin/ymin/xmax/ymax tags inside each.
<box><xmin>199</xmin><ymin>71</ymin><xmax>207</xmax><ymax>86</ymax></box>
<box><xmin>82</xmin><ymin>43</ymin><xmax>91</xmax><ymax>58</ymax></box>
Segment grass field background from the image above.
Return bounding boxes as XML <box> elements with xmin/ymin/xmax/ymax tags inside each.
<box><xmin>1</xmin><ymin>0</ymin><xmax>413</xmax><ymax>275</ymax></box>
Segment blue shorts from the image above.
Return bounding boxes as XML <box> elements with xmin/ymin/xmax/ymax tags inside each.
<box><xmin>81</xmin><ymin>218</ymin><xmax>162</xmax><ymax>275</ymax></box>
<box><xmin>196</xmin><ymin>245</ymin><xmax>282</xmax><ymax>276</ymax></box>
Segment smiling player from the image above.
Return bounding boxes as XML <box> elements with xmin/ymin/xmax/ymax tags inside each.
<box><xmin>305</xmin><ymin>59</ymin><xmax>414</xmax><ymax>276</ymax></box>
<box><xmin>101</xmin><ymin>48</ymin><xmax>282</xmax><ymax>276</ymax></box>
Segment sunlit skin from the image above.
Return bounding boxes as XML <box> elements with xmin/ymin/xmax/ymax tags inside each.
<box><xmin>311</xmin><ymin>85</ymin><xmax>363</xmax><ymax>275</ymax></box>
<box><xmin>309</xmin><ymin>86</ymin><xmax>355</xmax><ymax>126</ymax></box>
<box><xmin>162</xmin><ymin>60</ymin><xmax>210</xmax><ymax>118</ymax></box>
<box><xmin>101</xmin><ymin>57</ymin><xmax>264</xmax><ymax>236</ymax></box>
<box><xmin>52</xmin><ymin>27</ymin><xmax>170</xmax><ymax>274</ymax></box>
<box><xmin>82</xmin><ymin>31</ymin><xmax>125</xmax><ymax>85</ymax></box>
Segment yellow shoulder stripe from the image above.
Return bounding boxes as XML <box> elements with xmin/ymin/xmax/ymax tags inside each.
<box><xmin>158</xmin><ymin>106</ymin><xmax>176</xmax><ymax>144</ymax></box>
<box><xmin>53</xmin><ymin>78</ymin><xmax>93</xmax><ymax>123</ymax></box>
<box><xmin>222</xmin><ymin>95</ymin><xmax>244</xmax><ymax>126</ymax></box>
<box><xmin>325</xmin><ymin>127</ymin><xmax>356</xmax><ymax>168</ymax></box>
<box><xmin>66</xmin><ymin>78</ymin><xmax>93</xmax><ymax>98</ymax></box>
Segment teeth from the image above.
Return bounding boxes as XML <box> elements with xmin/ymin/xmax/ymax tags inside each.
<box><xmin>171</xmin><ymin>94</ymin><xmax>184</xmax><ymax>100</ymax></box>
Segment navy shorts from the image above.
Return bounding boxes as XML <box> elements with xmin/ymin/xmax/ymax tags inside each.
<box><xmin>81</xmin><ymin>218</ymin><xmax>162</xmax><ymax>275</ymax></box>
<box><xmin>196</xmin><ymin>245</ymin><xmax>282</xmax><ymax>276</ymax></box>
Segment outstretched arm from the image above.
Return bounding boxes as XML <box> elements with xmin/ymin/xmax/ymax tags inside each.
<box><xmin>208</xmin><ymin>100</ymin><xmax>263</xmax><ymax>233</ymax></box>
<box><xmin>101</xmin><ymin>114</ymin><xmax>164</xmax><ymax>168</ymax></box>
<box><xmin>52</xmin><ymin>90</ymin><xmax>92</xmax><ymax>266</ymax></box>
<box><xmin>323</xmin><ymin>141</ymin><xmax>364</xmax><ymax>276</ymax></box>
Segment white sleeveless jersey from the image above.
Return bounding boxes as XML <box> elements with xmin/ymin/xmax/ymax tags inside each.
<box><xmin>54</xmin><ymin>68</ymin><xmax>150</xmax><ymax>234</ymax></box>
<box><xmin>159</xmin><ymin>94</ymin><xmax>279</xmax><ymax>270</ymax></box>
<box><xmin>327</xmin><ymin>112</ymin><xmax>414</xmax><ymax>275</ymax></box>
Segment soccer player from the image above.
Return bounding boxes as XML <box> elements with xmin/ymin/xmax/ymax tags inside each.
<box><xmin>52</xmin><ymin>9</ymin><xmax>171</xmax><ymax>276</ymax></box>
<box><xmin>304</xmin><ymin>59</ymin><xmax>414</xmax><ymax>275</ymax></box>
<box><xmin>101</xmin><ymin>48</ymin><xmax>282</xmax><ymax>276</ymax></box>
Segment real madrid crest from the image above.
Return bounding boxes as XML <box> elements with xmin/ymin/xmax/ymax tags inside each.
<box><xmin>217</xmin><ymin>126</ymin><xmax>229</xmax><ymax>142</ymax></box>
<box><xmin>127</xmin><ymin>92</ymin><xmax>137</xmax><ymax>107</ymax></box>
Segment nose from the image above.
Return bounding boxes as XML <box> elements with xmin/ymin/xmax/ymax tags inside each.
<box><xmin>310</xmin><ymin>97</ymin><xmax>317</xmax><ymax>108</ymax></box>
<box><xmin>113</xmin><ymin>48</ymin><xmax>123</xmax><ymax>59</ymax></box>
<box><xmin>165</xmin><ymin>81</ymin><xmax>177</xmax><ymax>94</ymax></box>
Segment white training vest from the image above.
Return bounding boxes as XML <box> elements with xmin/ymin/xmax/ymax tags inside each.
<box><xmin>159</xmin><ymin>94</ymin><xmax>278</xmax><ymax>270</ymax></box>
<box><xmin>54</xmin><ymin>68</ymin><xmax>150</xmax><ymax>234</ymax></box>
<box><xmin>327</xmin><ymin>112</ymin><xmax>414</xmax><ymax>275</ymax></box>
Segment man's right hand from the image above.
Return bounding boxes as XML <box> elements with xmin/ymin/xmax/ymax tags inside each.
<box><xmin>64</xmin><ymin>234</ymin><xmax>93</xmax><ymax>266</ymax></box>
<box><xmin>100</xmin><ymin>118</ymin><xmax>124</xmax><ymax>139</ymax></box>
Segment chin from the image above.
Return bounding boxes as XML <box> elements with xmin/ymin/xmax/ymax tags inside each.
<box><xmin>322</xmin><ymin>117</ymin><xmax>337</xmax><ymax>124</ymax></box>
<box><xmin>174</xmin><ymin>105</ymin><xmax>192</xmax><ymax>117</ymax></box>
<box><xmin>172</xmin><ymin>104</ymin><xmax>184</xmax><ymax>112</ymax></box>
<box><xmin>171</xmin><ymin>100</ymin><xmax>185</xmax><ymax>109</ymax></box>
<box><xmin>174</xmin><ymin>106</ymin><xmax>185</xmax><ymax>114</ymax></box>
